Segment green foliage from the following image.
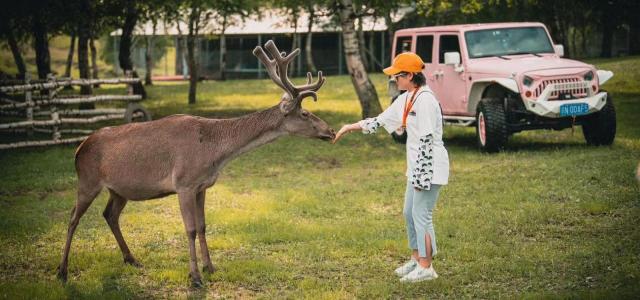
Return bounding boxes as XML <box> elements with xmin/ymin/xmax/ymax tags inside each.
<box><xmin>99</xmin><ymin>35</ymin><xmax>170</xmax><ymax>71</ymax></box>
<box><xmin>0</xmin><ymin>57</ymin><xmax>639</xmax><ymax>298</ymax></box>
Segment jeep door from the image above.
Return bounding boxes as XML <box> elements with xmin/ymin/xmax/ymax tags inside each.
<box><xmin>431</xmin><ymin>33</ymin><xmax>469</xmax><ymax>115</ymax></box>
<box><xmin>415</xmin><ymin>33</ymin><xmax>437</xmax><ymax>98</ymax></box>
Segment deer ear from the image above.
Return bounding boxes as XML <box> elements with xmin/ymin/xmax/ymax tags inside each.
<box><xmin>278</xmin><ymin>93</ymin><xmax>297</xmax><ymax>114</ymax></box>
<box><xmin>279</xmin><ymin>100</ymin><xmax>297</xmax><ymax>114</ymax></box>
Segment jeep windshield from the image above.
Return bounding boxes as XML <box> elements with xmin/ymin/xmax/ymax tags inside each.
<box><xmin>465</xmin><ymin>27</ymin><xmax>554</xmax><ymax>59</ymax></box>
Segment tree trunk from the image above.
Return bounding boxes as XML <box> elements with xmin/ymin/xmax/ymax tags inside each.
<box><xmin>120</xmin><ymin>0</ymin><xmax>146</xmax><ymax>98</ymax></box>
<box><xmin>64</xmin><ymin>32</ymin><xmax>76</xmax><ymax>78</ymax></box>
<box><xmin>219</xmin><ymin>15</ymin><xmax>227</xmax><ymax>81</ymax></box>
<box><xmin>571</xmin><ymin>28</ymin><xmax>578</xmax><ymax>58</ymax></box>
<box><xmin>600</xmin><ymin>21</ymin><xmax>614</xmax><ymax>57</ymax></box>
<box><xmin>338</xmin><ymin>0</ymin><xmax>382</xmax><ymax>119</ymax></box>
<box><xmin>187</xmin><ymin>6</ymin><xmax>201</xmax><ymax>104</ymax></box>
<box><xmin>599</xmin><ymin>2</ymin><xmax>614</xmax><ymax>58</ymax></box>
<box><xmin>357</xmin><ymin>15</ymin><xmax>369</xmax><ymax>71</ymax></box>
<box><xmin>554</xmin><ymin>6</ymin><xmax>571</xmax><ymax>58</ymax></box>
<box><xmin>175</xmin><ymin>22</ymin><xmax>186</xmax><ymax>77</ymax></box>
<box><xmin>581</xmin><ymin>25</ymin><xmax>589</xmax><ymax>57</ymax></box>
<box><xmin>305</xmin><ymin>7</ymin><xmax>317</xmax><ymax>73</ymax></box>
<box><xmin>630</xmin><ymin>18</ymin><xmax>640</xmax><ymax>55</ymax></box>
<box><xmin>78</xmin><ymin>26</ymin><xmax>93</xmax><ymax>106</ymax></box>
<box><xmin>384</xmin><ymin>12</ymin><xmax>394</xmax><ymax>55</ymax></box>
<box><xmin>145</xmin><ymin>36</ymin><xmax>153</xmax><ymax>85</ymax></box>
<box><xmin>119</xmin><ymin>3</ymin><xmax>136</xmax><ymax>71</ymax></box>
<box><xmin>6</xmin><ymin>25</ymin><xmax>26</xmax><ymax>79</ymax></box>
<box><xmin>90</xmin><ymin>37</ymin><xmax>99</xmax><ymax>86</ymax></box>
<box><xmin>32</xmin><ymin>18</ymin><xmax>51</xmax><ymax>79</ymax></box>
<box><xmin>368</xmin><ymin>19</ymin><xmax>376</xmax><ymax>71</ymax></box>
<box><xmin>145</xmin><ymin>21</ymin><xmax>157</xmax><ymax>85</ymax></box>
<box><xmin>290</xmin><ymin>12</ymin><xmax>298</xmax><ymax>77</ymax></box>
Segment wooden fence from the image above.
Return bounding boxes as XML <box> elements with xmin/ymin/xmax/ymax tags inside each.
<box><xmin>0</xmin><ymin>72</ymin><xmax>151</xmax><ymax>149</ymax></box>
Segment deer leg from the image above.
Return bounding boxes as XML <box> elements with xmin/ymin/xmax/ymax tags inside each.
<box><xmin>103</xmin><ymin>190</ymin><xmax>140</xmax><ymax>267</ymax></box>
<box><xmin>196</xmin><ymin>190</ymin><xmax>216</xmax><ymax>274</ymax></box>
<box><xmin>177</xmin><ymin>190</ymin><xmax>203</xmax><ymax>287</ymax></box>
<box><xmin>57</xmin><ymin>184</ymin><xmax>101</xmax><ymax>282</ymax></box>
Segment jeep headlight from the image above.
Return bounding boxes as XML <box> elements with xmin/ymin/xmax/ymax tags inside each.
<box><xmin>583</xmin><ymin>71</ymin><xmax>594</xmax><ymax>81</ymax></box>
<box><xmin>522</xmin><ymin>75</ymin><xmax>534</xmax><ymax>87</ymax></box>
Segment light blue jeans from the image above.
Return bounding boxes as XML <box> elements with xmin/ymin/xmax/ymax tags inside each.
<box><xmin>404</xmin><ymin>181</ymin><xmax>441</xmax><ymax>258</ymax></box>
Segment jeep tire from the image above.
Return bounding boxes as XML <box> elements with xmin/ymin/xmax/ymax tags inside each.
<box><xmin>125</xmin><ymin>103</ymin><xmax>152</xmax><ymax>123</ymax></box>
<box><xmin>476</xmin><ymin>98</ymin><xmax>509</xmax><ymax>152</ymax></box>
<box><xmin>582</xmin><ymin>93</ymin><xmax>616</xmax><ymax>146</ymax></box>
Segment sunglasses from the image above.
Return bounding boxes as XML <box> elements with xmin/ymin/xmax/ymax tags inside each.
<box><xmin>393</xmin><ymin>73</ymin><xmax>408</xmax><ymax>80</ymax></box>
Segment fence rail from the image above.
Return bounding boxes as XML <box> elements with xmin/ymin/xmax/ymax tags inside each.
<box><xmin>0</xmin><ymin>72</ymin><xmax>151</xmax><ymax>150</ymax></box>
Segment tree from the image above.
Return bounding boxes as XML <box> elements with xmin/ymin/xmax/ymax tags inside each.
<box><xmin>304</xmin><ymin>2</ymin><xmax>321</xmax><ymax>73</ymax></box>
<box><xmin>274</xmin><ymin>0</ymin><xmax>306</xmax><ymax>76</ymax></box>
<box><xmin>115</xmin><ymin>0</ymin><xmax>147</xmax><ymax>98</ymax></box>
<box><xmin>213</xmin><ymin>0</ymin><xmax>259</xmax><ymax>81</ymax></box>
<box><xmin>0</xmin><ymin>6</ymin><xmax>28</xmax><ymax>79</ymax></box>
<box><xmin>20</xmin><ymin>0</ymin><xmax>68</xmax><ymax>79</ymax></box>
<box><xmin>32</xmin><ymin>12</ymin><xmax>52</xmax><ymax>79</ymax></box>
<box><xmin>64</xmin><ymin>32</ymin><xmax>76</xmax><ymax>78</ymax></box>
<box><xmin>139</xmin><ymin>0</ymin><xmax>170</xmax><ymax>85</ymax></box>
<box><xmin>185</xmin><ymin>0</ymin><xmax>206</xmax><ymax>104</ymax></box>
<box><xmin>335</xmin><ymin>0</ymin><xmax>382</xmax><ymax>118</ymax></box>
<box><xmin>76</xmin><ymin>0</ymin><xmax>95</xmax><ymax>95</ymax></box>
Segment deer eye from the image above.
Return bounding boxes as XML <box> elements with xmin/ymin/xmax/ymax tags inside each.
<box><xmin>301</xmin><ymin>111</ymin><xmax>309</xmax><ymax>117</ymax></box>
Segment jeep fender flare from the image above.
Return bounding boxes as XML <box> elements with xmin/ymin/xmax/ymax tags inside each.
<box><xmin>597</xmin><ymin>70</ymin><xmax>614</xmax><ymax>85</ymax></box>
<box><xmin>467</xmin><ymin>78</ymin><xmax>518</xmax><ymax>115</ymax></box>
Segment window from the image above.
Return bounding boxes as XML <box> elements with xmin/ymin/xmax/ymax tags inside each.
<box><xmin>395</xmin><ymin>36</ymin><xmax>412</xmax><ymax>56</ymax></box>
<box><xmin>416</xmin><ymin>35</ymin><xmax>434</xmax><ymax>63</ymax></box>
<box><xmin>464</xmin><ymin>27</ymin><xmax>554</xmax><ymax>58</ymax></box>
<box><xmin>439</xmin><ymin>35</ymin><xmax>461</xmax><ymax>63</ymax></box>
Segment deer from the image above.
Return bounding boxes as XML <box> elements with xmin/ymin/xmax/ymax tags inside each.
<box><xmin>57</xmin><ymin>40</ymin><xmax>336</xmax><ymax>287</ymax></box>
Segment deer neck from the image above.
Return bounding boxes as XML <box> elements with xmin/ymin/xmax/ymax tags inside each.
<box><xmin>213</xmin><ymin>105</ymin><xmax>287</xmax><ymax>162</ymax></box>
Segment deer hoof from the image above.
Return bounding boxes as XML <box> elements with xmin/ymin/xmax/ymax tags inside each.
<box><xmin>56</xmin><ymin>267</ymin><xmax>68</xmax><ymax>283</ymax></box>
<box><xmin>190</xmin><ymin>273</ymin><xmax>204</xmax><ymax>288</ymax></box>
<box><xmin>124</xmin><ymin>256</ymin><xmax>143</xmax><ymax>268</ymax></box>
<box><xmin>203</xmin><ymin>264</ymin><xmax>217</xmax><ymax>274</ymax></box>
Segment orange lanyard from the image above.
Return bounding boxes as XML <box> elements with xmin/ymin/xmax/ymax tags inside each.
<box><xmin>402</xmin><ymin>89</ymin><xmax>420</xmax><ymax>129</ymax></box>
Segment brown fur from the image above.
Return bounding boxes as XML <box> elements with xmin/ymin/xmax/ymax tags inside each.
<box><xmin>58</xmin><ymin>40</ymin><xmax>333</xmax><ymax>287</ymax></box>
<box><xmin>57</xmin><ymin>102</ymin><xmax>334</xmax><ymax>286</ymax></box>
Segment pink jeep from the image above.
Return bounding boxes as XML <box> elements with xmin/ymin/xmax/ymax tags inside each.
<box><xmin>389</xmin><ymin>22</ymin><xmax>616</xmax><ymax>152</ymax></box>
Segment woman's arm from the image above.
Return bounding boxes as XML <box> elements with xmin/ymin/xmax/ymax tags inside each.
<box><xmin>410</xmin><ymin>95</ymin><xmax>439</xmax><ymax>191</ymax></box>
<box><xmin>332</xmin><ymin>94</ymin><xmax>406</xmax><ymax>144</ymax></box>
<box><xmin>332</xmin><ymin>122</ymin><xmax>362</xmax><ymax>144</ymax></box>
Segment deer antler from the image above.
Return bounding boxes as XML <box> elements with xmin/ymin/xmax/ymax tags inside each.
<box><xmin>253</xmin><ymin>40</ymin><xmax>325</xmax><ymax>112</ymax></box>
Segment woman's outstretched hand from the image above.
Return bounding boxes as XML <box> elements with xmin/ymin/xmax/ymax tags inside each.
<box><xmin>332</xmin><ymin>123</ymin><xmax>361</xmax><ymax>144</ymax></box>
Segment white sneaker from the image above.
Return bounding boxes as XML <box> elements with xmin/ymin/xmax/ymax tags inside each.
<box><xmin>400</xmin><ymin>264</ymin><xmax>438</xmax><ymax>283</ymax></box>
<box><xmin>394</xmin><ymin>258</ymin><xmax>418</xmax><ymax>277</ymax></box>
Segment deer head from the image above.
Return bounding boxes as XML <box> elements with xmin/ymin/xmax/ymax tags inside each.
<box><xmin>253</xmin><ymin>40</ymin><xmax>335</xmax><ymax>141</ymax></box>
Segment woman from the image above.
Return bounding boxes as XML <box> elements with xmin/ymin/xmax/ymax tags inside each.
<box><xmin>333</xmin><ymin>52</ymin><xmax>449</xmax><ymax>283</ymax></box>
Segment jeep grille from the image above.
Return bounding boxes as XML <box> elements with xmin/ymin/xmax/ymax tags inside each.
<box><xmin>532</xmin><ymin>77</ymin><xmax>589</xmax><ymax>100</ymax></box>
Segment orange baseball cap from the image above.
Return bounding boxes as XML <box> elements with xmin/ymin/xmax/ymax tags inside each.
<box><xmin>383</xmin><ymin>52</ymin><xmax>425</xmax><ymax>75</ymax></box>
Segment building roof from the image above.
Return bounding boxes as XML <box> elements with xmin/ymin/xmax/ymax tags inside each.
<box><xmin>394</xmin><ymin>22</ymin><xmax>547</xmax><ymax>35</ymax></box>
<box><xmin>111</xmin><ymin>7</ymin><xmax>413</xmax><ymax>36</ymax></box>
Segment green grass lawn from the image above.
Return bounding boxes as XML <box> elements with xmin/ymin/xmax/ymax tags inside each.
<box><xmin>1</xmin><ymin>57</ymin><xmax>639</xmax><ymax>299</ymax></box>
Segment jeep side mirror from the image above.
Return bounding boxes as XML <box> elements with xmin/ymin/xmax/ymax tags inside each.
<box><xmin>554</xmin><ymin>44</ymin><xmax>564</xmax><ymax>57</ymax></box>
<box><xmin>444</xmin><ymin>52</ymin><xmax>461</xmax><ymax>65</ymax></box>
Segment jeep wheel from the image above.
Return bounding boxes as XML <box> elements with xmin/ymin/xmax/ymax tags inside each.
<box><xmin>582</xmin><ymin>94</ymin><xmax>616</xmax><ymax>146</ymax></box>
<box><xmin>125</xmin><ymin>103</ymin><xmax>152</xmax><ymax>123</ymax></box>
<box><xmin>476</xmin><ymin>98</ymin><xmax>509</xmax><ymax>152</ymax></box>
